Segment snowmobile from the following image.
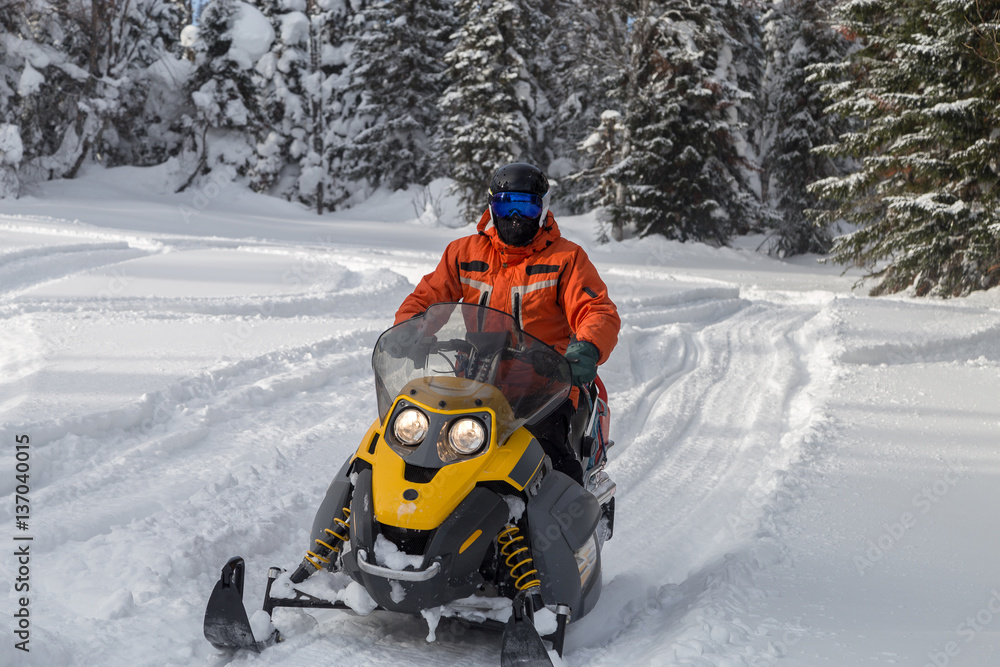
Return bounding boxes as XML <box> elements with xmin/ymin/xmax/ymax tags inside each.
<box><xmin>203</xmin><ymin>302</ymin><xmax>616</xmax><ymax>666</ymax></box>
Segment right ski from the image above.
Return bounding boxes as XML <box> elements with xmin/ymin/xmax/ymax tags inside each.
<box><xmin>203</xmin><ymin>557</ymin><xmax>276</xmax><ymax>652</ymax></box>
<box><xmin>500</xmin><ymin>590</ymin><xmax>554</xmax><ymax>667</ymax></box>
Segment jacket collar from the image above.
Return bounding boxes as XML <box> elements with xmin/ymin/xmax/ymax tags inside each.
<box><xmin>476</xmin><ymin>209</ymin><xmax>560</xmax><ymax>262</ymax></box>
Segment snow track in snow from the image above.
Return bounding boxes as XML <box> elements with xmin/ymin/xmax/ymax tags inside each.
<box><xmin>569</xmin><ymin>288</ymin><xmax>834</xmax><ymax>665</ymax></box>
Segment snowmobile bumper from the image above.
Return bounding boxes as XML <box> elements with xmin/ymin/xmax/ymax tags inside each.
<box><xmin>355</xmin><ymin>547</ymin><xmax>442</xmax><ymax>581</ymax></box>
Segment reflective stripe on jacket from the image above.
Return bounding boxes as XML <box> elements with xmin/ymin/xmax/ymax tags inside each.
<box><xmin>394</xmin><ymin>210</ymin><xmax>620</xmax><ymax>364</ymax></box>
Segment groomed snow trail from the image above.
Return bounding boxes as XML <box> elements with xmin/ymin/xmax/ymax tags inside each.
<box><xmin>566</xmin><ymin>285</ymin><xmax>836</xmax><ymax>666</ymax></box>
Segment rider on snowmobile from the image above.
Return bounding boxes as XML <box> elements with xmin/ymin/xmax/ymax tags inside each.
<box><xmin>394</xmin><ymin>162</ymin><xmax>620</xmax><ymax>484</ymax></box>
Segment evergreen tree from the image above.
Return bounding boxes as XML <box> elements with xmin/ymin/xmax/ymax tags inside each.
<box><xmin>0</xmin><ymin>122</ymin><xmax>22</xmax><ymax>198</ymax></box>
<box><xmin>251</xmin><ymin>0</ymin><xmax>311</xmax><ymax>197</ymax></box>
<box><xmin>1</xmin><ymin>1</ymin><xmax>29</xmax><ymax>196</ymax></box>
<box><xmin>179</xmin><ymin>0</ymin><xmax>272</xmax><ymax>191</ymax></box>
<box><xmin>1</xmin><ymin>0</ymin><xmax>101</xmax><ymax>180</ymax></box>
<box><xmin>577</xmin><ymin>108</ymin><xmax>628</xmax><ymax>240</ymax></box>
<box><xmin>809</xmin><ymin>0</ymin><xmax>1000</xmax><ymax>296</ymax></box>
<box><xmin>0</xmin><ymin>0</ymin><xmax>186</xmax><ymax>189</ymax></box>
<box><xmin>718</xmin><ymin>0</ymin><xmax>765</xmax><ymax>234</ymax></box>
<box><xmin>599</xmin><ymin>0</ymin><xmax>760</xmax><ymax>244</ymax></box>
<box><xmin>344</xmin><ymin>0</ymin><xmax>458</xmax><ymax>192</ymax></box>
<box><xmin>544</xmin><ymin>0</ymin><xmax>626</xmax><ymax>211</ymax></box>
<box><xmin>439</xmin><ymin>0</ymin><xmax>553</xmax><ymax>220</ymax></box>
<box><xmin>758</xmin><ymin>0</ymin><xmax>853</xmax><ymax>256</ymax></box>
<box><xmin>311</xmin><ymin>0</ymin><xmax>369</xmax><ymax>211</ymax></box>
<box><xmin>251</xmin><ymin>0</ymin><xmax>355</xmax><ymax>213</ymax></box>
<box><xmin>109</xmin><ymin>0</ymin><xmax>190</xmax><ymax>167</ymax></box>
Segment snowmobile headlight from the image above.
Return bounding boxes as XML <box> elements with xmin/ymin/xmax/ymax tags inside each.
<box><xmin>448</xmin><ymin>418</ymin><xmax>486</xmax><ymax>455</ymax></box>
<box><xmin>394</xmin><ymin>408</ymin><xmax>429</xmax><ymax>445</ymax></box>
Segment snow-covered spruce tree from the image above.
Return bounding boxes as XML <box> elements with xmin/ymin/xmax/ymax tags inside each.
<box><xmin>439</xmin><ymin>0</ymin><xmax>553</xmax><ymax>220</ymax></box>
<box><xmin>178</xmin><ymin>0</ymin><xmax>272</xmax><ymax>192</ymax></box>
<box><xmin>252</xmin><ymin>0</ymin><xmax>354</xmax><ymax>212</ymax></box>
<box><xmin>119</xmin><ymin>0</ymin><xmax>191</xmax><ymax>167</ymax></box>
<box><xmin>48</xmin><ymin>0</ymin><xmax>185</xmax><ymax>174</ymax></box>
<box><xmin>1</xmin><ymin>1</ymin><xmax>28</xmax><ymax>196</ymax></box>
<box><xmin>0</xmin><ymin>0</ymin><xmax>186</xmax><ymax>184</ymax></box>
<box><xmin>309</xmin><ymin>0</ymin><xmax>370</xmax><ymax>212</ymax></box>
<box><xmin>809</xmin><ymin>0</ymin><xmax>1000</xmax><ymax>296</ymax></box>
<box><xmin>577</xmin><ymin>109</ymin><xmax>628</xmax><ymax>240</ymax></box>
<box><xmin>0</xmin><ymin>2</ymin><xmax>26</xmax><ymax>128</ymax></box>
<box><xmin>344</xmin><ymin>0</ymin><xmax>458</xmax><ymax>192</ymax></box>
<box><xmin>599</xmin><ymin>0</ymin><xmax>761</xmax><ymax>244</ymax></box>
<box><xmin>0</xmin><ymin>124</ymin><xmax>22</xmax><ymax>198</ymax></box>
<box><xmin>543</xmin><ymin>0</ymin><xmax>626</xmax><ymax>211</ymax></box>
<box><xmin>758</xmin><ymin>0</ymin><xmax>853</xmax><ymax>256</ymax></box>
<box><xmin>250</xmin><ymin>0</ymin><xmax>311</xmax><ymax>197</ymax></box>
<box><xmin>700</xmin><ymin>0</ymin><xmax>764</xmax><ymax>238</ymax></box>
<box><xmin>0</xmin><ymin>0</ymin><xmax>85</xmax><ymax>187</ymax></box>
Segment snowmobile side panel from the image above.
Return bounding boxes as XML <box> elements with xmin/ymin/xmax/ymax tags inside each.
<box><xmin>525</xmin><ymin>471</ymin><xmax>602</xmax><ymax>620</ymax></box>
<box><xmin>350</xmin><ymin>467</ymin><xmax>376</xmax><ymax>549</ymax></box>
<box><xmin>481</xmin><ymin>426</ymin><xmax>546</xmax><ymax>491</ymax></box>
<box><xmin>507</xmin><ymin>437</ymin><xmax>545</xmax><ymax>489</ymax></box>
<box><xmin>546</xmin><ymin>479</ymin><xmax>601</xmax><ymax>551</ymax></box>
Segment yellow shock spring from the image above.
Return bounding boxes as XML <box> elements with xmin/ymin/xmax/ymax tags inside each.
<box><xmin>497</xmin><ymin>525</ymin><xmax>541</xmax><ymax>591</ymax></box>
<box><xmin>303</xmin><ymin>507</ymin><xmax>351</xmax><ymax>571</ymax></box>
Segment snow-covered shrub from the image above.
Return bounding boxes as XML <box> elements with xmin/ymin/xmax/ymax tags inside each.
<box><xmin>0</xmin><ymin>124</ymin><xmax>23</xmax><ymax>198</ymax></box>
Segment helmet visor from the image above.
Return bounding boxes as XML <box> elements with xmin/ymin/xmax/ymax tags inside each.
<box><xmin>489</xmin><ymin>191</ymin><xmax>545</xmax><ymax>220</ymax></box>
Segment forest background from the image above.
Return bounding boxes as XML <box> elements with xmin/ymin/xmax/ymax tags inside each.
<box><xmin>1</xmin><ymin>0</ymin><xmax>998</xmax><ymax>296</ymax></box>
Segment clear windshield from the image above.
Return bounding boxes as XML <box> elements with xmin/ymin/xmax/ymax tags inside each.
<box><xmin>373</xmin><ymin>303</ymin><xmax>572</xmax><ymax>440</ymax></box>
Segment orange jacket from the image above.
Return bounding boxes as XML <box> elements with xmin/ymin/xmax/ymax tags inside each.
<box><xmin>394</xmin><ymin>210</ymin><xmax>620</xmax><ymax>364</ymax></box>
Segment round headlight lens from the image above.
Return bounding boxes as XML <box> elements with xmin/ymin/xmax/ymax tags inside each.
<box><xmin>394</xmin><ymin>408</ymin><xmax>429</xmax><ymax>445</ymax></box>
<box><xmin>448</xmin><ymin>418</ymin><xmax>486</xmax><ymax>455</ymax></box>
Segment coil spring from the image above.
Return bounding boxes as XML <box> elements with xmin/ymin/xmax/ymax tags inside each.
<box><xmin>303</xmin><ymin>507</ymin><xmax>351</xmax><ymax>571</ymax></box>
<box><xmin>497</xmin><ymin>525</ymin><xmax>540</xmax><ymax>591</ymax></box>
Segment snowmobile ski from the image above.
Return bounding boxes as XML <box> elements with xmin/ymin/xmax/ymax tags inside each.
<box><xmin>203</xmin><ymin>557</ymin><xmax>276</xmax><ymax>652</ymax></box>
<box><xmin>501</xmin><ymin>590</ymin><xmax>554</xmax><ymax>667</ymax></box>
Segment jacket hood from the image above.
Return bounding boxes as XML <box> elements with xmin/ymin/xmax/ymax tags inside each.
<box><xmin>476</xmin><ymin>209</ymin><xmax>561</xmax><ymax>262</ymax></box>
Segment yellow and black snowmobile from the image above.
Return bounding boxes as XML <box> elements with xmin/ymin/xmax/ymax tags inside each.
<box><xmin>203</xmin><ymin>303</ymin><xmax>616</xmax><ymax>666</ymax></box>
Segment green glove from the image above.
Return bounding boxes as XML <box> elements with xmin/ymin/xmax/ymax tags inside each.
<box><xmin>565</xmin><ymin>341</ymin><xmax>600</xmax><ymax>386</ymax></box>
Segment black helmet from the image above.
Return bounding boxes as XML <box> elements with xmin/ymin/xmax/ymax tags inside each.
<box><xmin>489</xmin><ymin>162</ymin><xmax>549</xmax><ymax>197</ymax></box>
<box><xmin>487</xmin><ymin>163</ymin><xmax>551</xmax><ymax>247</ymax></box>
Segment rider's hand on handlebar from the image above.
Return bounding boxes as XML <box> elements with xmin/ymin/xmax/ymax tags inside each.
<box><xmin>385</xmin><ymin>317</ymin><xmax>435</xmax><ymax>362</ymax></box>
<box><xmin>565</xmin><ymin>341</ymin><xmax>599</xmax><ymax>386</ymax></box>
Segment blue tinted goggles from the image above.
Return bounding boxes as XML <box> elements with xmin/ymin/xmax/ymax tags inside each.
<box><xmin>489</xmin><ymin>191</ymin><xmax>545</xmax><ymax>220</ymax></box>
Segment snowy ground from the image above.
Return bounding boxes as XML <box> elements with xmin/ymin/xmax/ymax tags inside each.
<box><xmin>1</xmin><ymin>165</ymin><xmax>999</xmax><ymax>666</ymax></box>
